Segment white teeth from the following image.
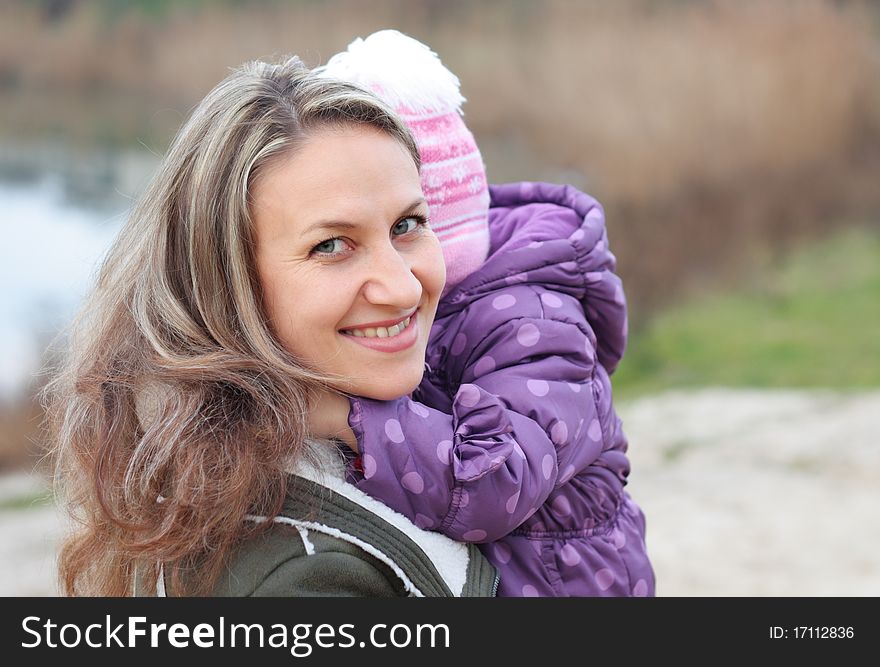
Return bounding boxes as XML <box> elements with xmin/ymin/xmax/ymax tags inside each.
<box><xmin>343</xmin><ymin>315</ymin><xmax>413</xmax><ymax>339</ymax></box>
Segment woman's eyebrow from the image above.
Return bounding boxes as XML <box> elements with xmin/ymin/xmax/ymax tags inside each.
<box><xmin>301</xmin><ymin>220</ymin><xmax>359</xmax><ymax>237</ymax></box>
<box><xmin>399</xmin><ymin>197</ymin><xmax>429</xmax><ymax>216</ymax></box>
<box><xmin>301</xmin><ymin>198</ymin><xmax>428</xmax><ymax>236</ymax></box>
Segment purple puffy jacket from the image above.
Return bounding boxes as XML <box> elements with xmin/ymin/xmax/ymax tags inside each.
<box><xmin>346</xmin><ymin>182</ymin><xmax>656</xmax><ymax>596</ymax></box>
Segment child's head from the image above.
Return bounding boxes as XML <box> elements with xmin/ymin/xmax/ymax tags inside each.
<box><xmin>319</xmin><ymin>29</ymin><xmax>490</xmax><ymax>293</ymax></box>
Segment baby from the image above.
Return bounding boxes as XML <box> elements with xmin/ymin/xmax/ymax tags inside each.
<box><xmin>319</xmin><ymin>30</ymin><xmax>655</xmax><ymax>596</ymax></box>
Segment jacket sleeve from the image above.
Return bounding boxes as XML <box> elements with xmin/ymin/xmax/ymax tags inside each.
<box><xmin>348</xmin><ymin>285</ymin><xmax>604</xmax><ymax>543</ymax></box>
<box><xmin>348</xmin><ymin>383</ymin><xmax>557</xmax><ymax>543</ymax></box>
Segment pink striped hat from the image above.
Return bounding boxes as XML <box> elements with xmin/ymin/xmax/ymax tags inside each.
<box><xmin>319</xmin><ymin>30</ymin><xmax>490</xmax><ymax>292</ymax></box>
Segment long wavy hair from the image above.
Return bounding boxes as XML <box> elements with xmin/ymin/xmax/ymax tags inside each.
<box><xmin>41</xmin><ymin>56</ymin><xmax>420</xmax><ymax>596</ymax></box>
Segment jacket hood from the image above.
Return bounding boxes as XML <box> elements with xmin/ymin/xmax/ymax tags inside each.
<box><xmin>436</xmin><ymin>181</ymin><xmax>628</xmax><ymax>372</ymax></box>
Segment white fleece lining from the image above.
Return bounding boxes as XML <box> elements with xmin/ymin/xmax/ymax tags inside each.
<box><xmin>296</xmin><ymin>526</ymin><xmax>316</xmax><ymax>556</ymax></box>
<box><xmin>155</xmin><ymin>447</ymin><xmax>470</xmax><ymax>597</ymax></box>
<box><xmin>288</xmin><ymin>442</ymin><xmax>471</xmax><ymax>596</ymax></box>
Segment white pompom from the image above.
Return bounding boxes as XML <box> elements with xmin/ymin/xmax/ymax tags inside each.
<box><xmin>317</xmin><ymin>29</ymin><xmax>465</xmax><ymax>113</ymax></box>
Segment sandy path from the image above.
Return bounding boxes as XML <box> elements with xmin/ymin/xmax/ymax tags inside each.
<box><xmin>1</xmin><ymin>388</ymin><xmax>877</xmax><ymax>596</ymax></box>
<box><xmin>622</xmin><ymin>389</ymin><xmax>880</xmax><ymax>595</ymax></box>
<box><xmin>0</xmin><ymin>473</ymin><xmax>62</xmax><ymax>596</ymax></box>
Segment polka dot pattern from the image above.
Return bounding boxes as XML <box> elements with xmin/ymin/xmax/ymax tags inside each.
<box><xmin>407</xmin><ymin>401</ymin><xmax>430</xmax><ymax>418</ymax></box>
<box><xmin>415</xmin><ymin>514</ymin><xmax>433</xmax><ymax>529</ymax></box>
<box><xmin>595</xmin><ymin>568</ymin><xmax>615</xmax><ymax>591</ymax></box>
<box><xmin>612</xmin><ymin>528</ymin><xmax>627</xmax><ymax>550</ymax></box>
<box><xmin>527</xmin><ymin>379</ymin><xmax>549</xmax><ymax>396</ymax></box>
<box><xmin>551</xmin><ymin>495</ymin><xmax>572</xmax><ymax>517</ymax></box>
<box><xmin>587</xmin><ymin>419</ymin><xmax>602</xmax><ymax>442</ymax></box>
<box><xmin>517</xmin><ymin>323</ymin><xmax>540</xmax><ymax>347</ymax></box>
<box><xmin>384</xmin><ymin>418</ymin><xmax>405</xmax><ymax>444</ymax></box>
<box><xmin>362</xmin><ymin>453</ymin><xmax>377</xmax><ymax>480</ymax></box>
<box><xmin>513</xmin><ymin>442</ymin><xmax>526</xmax><ymax>460</ymax></box>
<box><xmin>457</xmin><ymin>384</ymin><xmax>481</xmax><ymax>408</ymax></box>
<box><xmin>560</xmin><ymin>544</ymin><xmax>581</xmax><ymax>566</ymax></box>
<box><xmin>401</xmin><ymin>471</ymin><xmax>424</xmax><ymax>494</ymax></box>
<box><xmin>540</xmin><ymin>292</ymin><xmax>563</xmax><ymax>308</ymax></box>
<box><xmin>494</xmin><ymin>543</ymin><xmax>512</xmax><ymax>565</ymax></box>
<box><xmin>492</xmin><ymin>294</ymin><xmax>516</xmax><ymax>310</ymax></box>
<box><xmin>436</xmin><ymin>440</ymin><xmax>452</xmax><ymax>464</ymax></box>
<box><xmin>462</xmin><ymin>529</ymin><xmax>487</xmax><ymax>541</ymax></box>
<box><xmin>550</xmin><ymin>420</ymin><xmax>569</xmax><ymax>445</ymax></box>
<box><xmin>450</xmin><ymin>333</ymin><xmax>468</xmax><ymax>355</ymax></box>
<box><xmin>567</xmin><ymin>382</ymin><xmax>581</xmax><ymax>393</ymax></box>
<box><xmin>473</xmin><ymin>355</ymin><xmax>496</xmax><ymax>376</ymax></box>
<box><xmin>505</xmin><ymin>491</ymin><xmax>520</xmax><ymax>514</ymax></box>
<box><xmin>569</xmin><ymin>228</ymin><xmax>585</xmax><ymax>242</ymax></box>
<box><xmin>542</xmin><ymin>454</ymin><xmax>554</xmax><ymax>480</ymax></box>
<box><xmin>527</xmin><ymin>240</ymin><xmax>544</xmax><ymax>249</ymax></box>
<box><xmin>522</xmin><ymin>584</ymin><xmax>539</xmax><ymax>597</ymax></box>
<box><xmin>632</xmin><ymin>579</ymin><xmax>649</xmax><ymax>597</ymax></box>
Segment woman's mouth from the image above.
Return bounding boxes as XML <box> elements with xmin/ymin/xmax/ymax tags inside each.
<box><xmin>340</xmin><ymin>315</ymin><xmax>412</xmax><ymax>339</ymax></box>
<box><xmin>339</xmin><ymin>311</ymin><xmax>419</xmax><ymax>352</ymax></box>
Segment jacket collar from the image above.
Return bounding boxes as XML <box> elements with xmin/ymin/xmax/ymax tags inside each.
<box><xmin>282</xmin><ymin>441</ymin><xmax>497</xmax><ymax>597</ymax></box>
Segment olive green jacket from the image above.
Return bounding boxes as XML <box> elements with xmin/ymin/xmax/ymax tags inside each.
<box><xmin>136</xmin><ymin>456</ymin><xmax>499</xmax><ymax>597</ymax></box>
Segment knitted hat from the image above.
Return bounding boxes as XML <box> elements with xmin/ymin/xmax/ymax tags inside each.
<box><xmin>319</xmin><ymin>30</ymin><xmax>490</xmax><ymax>292</ymax></box>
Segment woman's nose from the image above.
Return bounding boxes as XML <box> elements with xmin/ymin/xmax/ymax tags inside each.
<box><xmin>361</xmin><ymin>244</ymin><xmax>422</xmax><ymax>308</ymax></box>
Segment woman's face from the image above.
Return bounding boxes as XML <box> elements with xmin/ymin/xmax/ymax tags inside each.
<box><xmin>251</xmin><ymin>125</ymin><xmax>446</xmax><ymax>400</ymax></box>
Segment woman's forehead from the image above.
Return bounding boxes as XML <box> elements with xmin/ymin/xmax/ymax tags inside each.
<box><xmin>251</xmin><ymin>126</ymin><xmax>424</xmax><ymax>239</ymax></box>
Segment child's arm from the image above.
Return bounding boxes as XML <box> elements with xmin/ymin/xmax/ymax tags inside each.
<box><xmin>347</xmin><ymin>382</ymin><xmax>557</xmax><ymax>543</ymax></box>
<box><xmin>347</xmin><ymin>285</ymin><xmax>602</xmax><ymax>543</ymax></box>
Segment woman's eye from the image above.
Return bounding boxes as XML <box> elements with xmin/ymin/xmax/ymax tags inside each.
<box><xmin>311</xmin><ymin>238</ymin><xmax>346</xmax><ymax>255</ymax></box>
<box><xmin>392</xmin><ymin>216</ymin><xmax>426</xmax><ymax>236</ymax></box>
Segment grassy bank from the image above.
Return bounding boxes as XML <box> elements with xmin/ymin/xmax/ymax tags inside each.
<box><xmin>613</xmin><ymin>224</ymin><xmax>880</xmax><ymax>398</ymax></box>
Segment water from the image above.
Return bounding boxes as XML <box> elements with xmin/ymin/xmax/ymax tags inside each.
<box><xmin>0</xmin><ymin>171</ymin><xmax>134</xmax><ymax>400</ymax></box>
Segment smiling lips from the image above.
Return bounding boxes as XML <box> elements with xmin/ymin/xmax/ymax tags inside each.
<box><xmin>339</xmin><ymin>310</ymin><xmax>419</xmax><ymax>352</ymax></box>
<box><xmin>341</xmin><ymin>315</ymin><xmax>412</xmax><ymax>339</ymax></box>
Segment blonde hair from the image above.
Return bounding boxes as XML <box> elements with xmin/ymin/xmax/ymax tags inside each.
<box><xmin>41</xmin><ymin>56</ymin><xmax>420</xmax><ymax>596</ymax></box>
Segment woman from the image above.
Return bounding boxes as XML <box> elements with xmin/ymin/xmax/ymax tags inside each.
<box><xmin>42</xmin><ymin>56</ymin><xmax>499</xmax><ymax>597</ymax></box>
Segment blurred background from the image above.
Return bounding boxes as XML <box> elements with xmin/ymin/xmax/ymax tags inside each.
<box><xmin>1</xmin><ymin>0</ymin><xmax>878</xmax><ymax>595</ymax></box>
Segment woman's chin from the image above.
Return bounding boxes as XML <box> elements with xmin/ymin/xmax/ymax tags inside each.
<box><xmin>341</xmin><ymin>373</ymin><xmax>423</xmax><ymax>402</ymax></box>
<box><xmin>355</xmin><ymin>384</ymin><xmax>420</xmax><ymax>401</ymax></box>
